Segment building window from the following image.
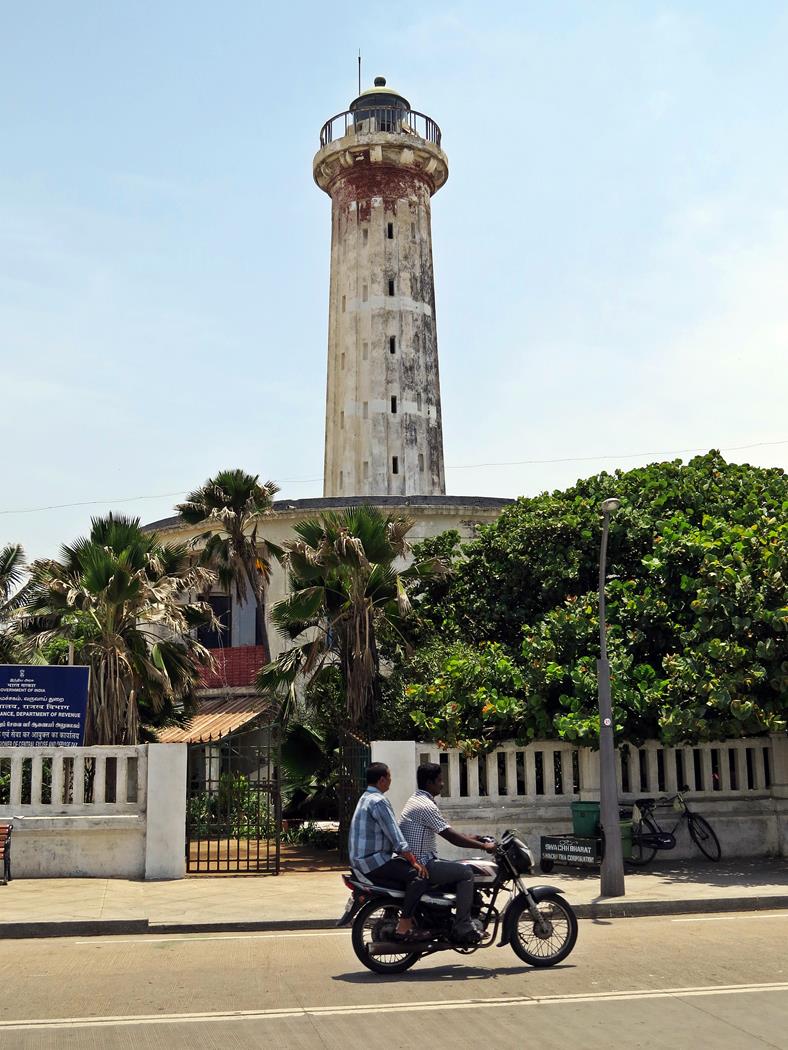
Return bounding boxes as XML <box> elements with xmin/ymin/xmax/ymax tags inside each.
<box><xmin>342</xmin><ymin>295</ymin><xmax>346</xmax><ymax>312</ymax></box>
<box><xmin>388</xmin><ymin>279</ymin><xmax>395</xmax><ymax>296</ymax></box>
<box><xmin>341</xmin><ymin>352</ymin><xmax>345</xmax><ymax>370</ymax></box>
<box><xmin>362</xmin><ymin>283</ymin><xmax>368</xmax><ymax>302</ymax></box>
<box><xmin>419</xmin><ymin>453</ymin><xmax>425</xmax><ymax>472</ymax></box>
<box><xmin>387</xmin><ymin>222</ymin><xmax>394</xmax><ymax>239</ymax></box>
<box><xmin>392</xmin><ymin>456</ymin><xmax>399</xmax><ymax>475</ymax></box>
<box><xmin>416</xmin><ymin>392</ymin><xmax>422</xmax><ymax>411</ymax></box>
<box><xmin>390</xmin><ymin>395</ymin><xmax>397</xmax><ymax>414</ymax></box>
<box><xmin>414</xmin><ymin>333</ymin><xmax>420</xmax><ymax>352</ymax></box>
<box><xmin>340</xmin><ymin>410</ymin><xmax>345</xmax><ymax>429</ymax></box>
<box><xmin>362</xmin><ymin>227</ymin><xmax>368</xmax><ymax>244</ymax></box>
<box><xmin>363</xmin><ymin>461</ymin><xmax>369</xmax><ymax>480</ymax></box>
<box><xmin>362</xmin><ymin>342</ymin><xmax>369</xmax><ymax>360</ymax></box>
<box><xmin>339</xmin><ymin>470</ymin><xmax>343</xmax><ymax>491</ymax></box>
<box><xmin>411</xmin><ymin>222</ymin><xmax>416</xmax><ymax>239</ymax></box>
<box><xmin>362</xmin><ymin>401</ymin><xmax>368</xmax><ymax>419</ymax></box>
<box><xmin>389</xmin><ymin>336</ymin><xmax>396</xmax><ymax>354</ymax></box>
<box><xmin>196</xmin><ymin>594</ymin><xmax>232</xmax><ymax>649</ymax></box>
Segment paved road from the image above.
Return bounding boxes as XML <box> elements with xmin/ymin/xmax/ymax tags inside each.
<box><xmin>1</xmin><ymin>912</ymin><xmax>786</xmax><ymax>1048</ymax></box>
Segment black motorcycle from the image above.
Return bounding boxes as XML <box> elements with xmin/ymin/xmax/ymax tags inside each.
<box><xmin>338</xmin><ymin>829</ymin><xmax>578</xmax><ymax>974</ymax></box>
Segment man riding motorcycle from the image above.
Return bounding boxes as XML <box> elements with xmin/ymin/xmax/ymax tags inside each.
<box><xmin>400</xmin><ymin>762</ymin><xmax>497</xmax><ymax>944</ymax></box>
<box><xmin>348</xmin><ymin>762</ymin><xmax>431</xmax><ymax>943</ymax></box>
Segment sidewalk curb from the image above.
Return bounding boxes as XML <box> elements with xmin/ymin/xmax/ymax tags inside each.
<box><xmin>2</xmin><ymin>895</ymin><xmax>787</xmax><ymax>939</ymax></box>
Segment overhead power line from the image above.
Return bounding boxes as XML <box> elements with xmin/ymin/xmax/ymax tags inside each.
<box><xmin>0</xmin><ymin>438</ymin><xmax>785</xmax><ymax>518</ymax></box>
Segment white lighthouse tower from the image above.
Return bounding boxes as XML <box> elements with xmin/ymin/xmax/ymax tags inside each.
<box><xmin>314</xmin><ymin>77</ymin><xmax>449</xmax><ymax>498</ymax></box>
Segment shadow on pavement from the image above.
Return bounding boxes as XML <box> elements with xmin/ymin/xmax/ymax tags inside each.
<box><xmin>333</xmin><ymin>963</ymin><xmax>576</xmax><ymax>984</ymax></box>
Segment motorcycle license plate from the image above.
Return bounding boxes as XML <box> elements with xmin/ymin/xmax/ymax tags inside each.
<box><xmin>338</xmin><ymin>895</ymin><xmax>356</xmax><ymax>925</ymax></box>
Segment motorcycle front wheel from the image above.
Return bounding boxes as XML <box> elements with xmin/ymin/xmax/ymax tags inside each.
<box><xmin>508</xmin><ymin>893</ymin><xmax>578</xmax><ymax>967</ymax></box>
<box><xmin>351</xmin><ymin>898</ymin><xmax>421</xmax><ymax>975</ymax></box>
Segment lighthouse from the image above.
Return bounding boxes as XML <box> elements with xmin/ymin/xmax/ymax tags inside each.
<box><xmin>314</xmin><ymin>77</ymin><xmax>449</xmax><ymax>498</ymax></box>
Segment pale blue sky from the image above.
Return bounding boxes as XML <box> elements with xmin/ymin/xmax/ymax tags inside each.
<box><xmin>2</xmin><ymin>2</ymin><xmax>787</xmax><ymax>559</ymax></box>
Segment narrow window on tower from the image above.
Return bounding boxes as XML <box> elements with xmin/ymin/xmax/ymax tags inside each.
<box><xmin>362</xmin><ymin>227</ymin><xmax>368</xmax><ymax>244</ymax></box>
<box><xmin>387</xmin><ymin>222</ymin><xmax>394</xmax><ymax>239</ymax></box>
<box><xmin>392</xmin><ymin>456</ymin><xmax>399</xmax><ymax>475</ymax></box>
<box><xmin>362</xmin><ymin>401</ymin><xmax>368</xmax><ymax>419</ymax></box>
<box><xmin>362</xmin><ymin>342</ymin><xmax>369</xmax><ymax>360</ymax></box>
<box><xmin>414</xmin><ymin>332</ymin><xmax>420</xmax><ymax>352</ymax></box>
<box><xmin>388</xmin><ymin>279</ymin><xmax>395</xmax><ymax>296</ymax></box>
<box><xmin>363</xmin><ymin>461</ymin><xmax>369</xmax><ymax>481</ymax></box>
<box><xmin>390</xmin><ymin>395</ymin><xmax>397</xmax><ymax>414</ymax></box>
<box><xmin>339</xmin><ymin>470</ymin><xmax>344</xmax><ymax>491</ymax></box>
<box><xmin>340</xmin><ymin>410</ymin><xmax>345</xmax><ymax>429</ymax></box>
<box><xmin>389</xmin><ymin>336</ymin><xmax>396</xmax><ymax>354</ymax></box>
<box><xmin>416</xmin><ymin>392</ymin><xmax>422</xmax><ymax>411</ymax></box>
<box><xmin>411</xmin><ymin>222</ymin><xmax>416</xmax><ymax>240</ymax></box>
<box><xmin>418</xmin><ymin>453</ymin><xmax>425</xmax><ymax>473</ymax></box>
<box><xmin>342</xmin><ymin>295</ymin><xmax>346</xmax><ymax>312</ymax></box>
<box><xmin>341</xmin><ymin>353</ymin><xmax>345</xmax><ymax>370</ymax></box>
<box><xmin>362</xmin><ymin>283</ymin><xmax>368</xmax><ymax>302</ymax></box>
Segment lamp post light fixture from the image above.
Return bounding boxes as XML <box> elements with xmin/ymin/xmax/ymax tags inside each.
<box><xmin>598</xmin><ymin>496</ymin><xmax>625</xmax><ymax>897</ymax></box>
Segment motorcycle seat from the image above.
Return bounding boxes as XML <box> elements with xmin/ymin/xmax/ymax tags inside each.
<box><xmin>634</xmin><ymin>797</ymin><xmax>656</xmax><ymax>808</ymax></box>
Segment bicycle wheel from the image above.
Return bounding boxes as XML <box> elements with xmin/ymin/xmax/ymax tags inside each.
<box><xmin>627</xmin><ymin>815</ymin><xmax>658</xmax><ymax>867</ymax></box>
<box><xmin>508</xmin><ymin>892</ymin><xmax>578</xmax><ymax>967</ymax></box>
<box><xmin>688</xmin><ymin>814</ymin><xmax>721</xmax><ymax>861</ymax></box>
<box><xmin>351</xmin><ymin>898</ymin><xmax>421</xmax><ymax>974</ymax></box>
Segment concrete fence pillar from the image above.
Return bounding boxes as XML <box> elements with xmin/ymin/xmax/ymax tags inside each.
<box><xmin>770</xmin><ymin>733</ymin><xmax>788</xmax><ymax>857</ymax></box>
<box><xmin>144</xmin><ymin>743</ymin><xmax>187</xmax><ymax>880</ymax></box>
<box><xmin>371</xmin><ymin>741</ymin><xmax>417</xmax><ymax>823</ymax></box>
<box><xmin>578</xmin><ymin>748</ymin><xmax>600</xmax><ymax>801</ymax></box>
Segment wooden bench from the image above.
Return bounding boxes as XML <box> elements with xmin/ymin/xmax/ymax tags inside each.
<box><xmin>0</xmin><ymin>822</ymin><xmax>12</xmax><ymax>885</ymax></box>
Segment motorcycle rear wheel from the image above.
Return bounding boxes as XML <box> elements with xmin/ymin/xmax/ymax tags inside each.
<box><xmin>508</xmin><ymin>893</ymin><xmax>578</xmax><ymax>967</ymax></box>
<box><xmin>351</xmin><ymin>899</ymin><xmax>421</xmax><ymax>974</ymax></box>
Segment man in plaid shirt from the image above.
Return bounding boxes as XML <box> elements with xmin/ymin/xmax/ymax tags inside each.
<box><xmin>400</xmin><ymin>762</ymin><xmax>496</xmax><ymax>943</ymax></box>
<box><xmin>349</xmin><ymin>763</ymin><xmax>431</xmax><ymax>942</ymax></box>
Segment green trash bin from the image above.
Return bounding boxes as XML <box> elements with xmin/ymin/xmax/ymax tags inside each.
<box><xmin>571</xmin><ymin>801</ymin><xmax>600</xmax><ymax>837</ymax></box>
<box><xmin>620</xmin><ymin>819</ymin><xmax>633</xmax><ymax>860</ymax></box>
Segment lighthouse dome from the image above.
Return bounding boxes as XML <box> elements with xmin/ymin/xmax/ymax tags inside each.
<box><xmin>349</xmin><ymin>76</ymin><xmax>410</xmax><ymax>114</ymax></box>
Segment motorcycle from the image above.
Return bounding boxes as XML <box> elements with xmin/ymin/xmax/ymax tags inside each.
<box><xmin>337</xmin><ymin>829</ymin><xmax>578</xmax><ymax>974</ymax></box>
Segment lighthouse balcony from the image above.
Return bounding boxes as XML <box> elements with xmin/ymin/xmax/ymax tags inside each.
<box><xmin>319</xmin><ymin>107</ymin><xmax>441</xmax><ymax>148</ymax></box>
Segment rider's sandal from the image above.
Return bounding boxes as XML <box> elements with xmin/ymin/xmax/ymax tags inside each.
<box><xmin>393</xmin><ymin>928</ymin><xmax>432</xmax><ymax>943</ymax></box>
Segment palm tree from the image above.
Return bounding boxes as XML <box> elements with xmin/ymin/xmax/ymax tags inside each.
<box><xmin>0</xmin><ymin>543</ymin><xmax>29</xmax><ymax>663</ymax></box>
<box><xmin>257</xmin><ymin>505</ymin><xmax>445</xmax><ymax>730</ymax></box>
<box><xmin>177</xmin><ymin>469</ymin><xmax>280</xmax><ymax>661</ymax></box>
<box><xmin>22</xmin><ymin>514</ymin><xmax>216</xmax><ymax>745</ymax></box>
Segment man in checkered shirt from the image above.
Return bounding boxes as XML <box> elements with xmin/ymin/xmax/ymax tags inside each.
<box><xmin>400</xmin><ymin>762</ymin><xmax>496</xmax><ymax>943</ymax></box>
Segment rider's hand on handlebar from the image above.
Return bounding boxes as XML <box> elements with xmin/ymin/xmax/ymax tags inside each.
<box><xmin>477</xmin><ymin>836</ymin><xmax>497</xmax><ymax>853</ymax></box>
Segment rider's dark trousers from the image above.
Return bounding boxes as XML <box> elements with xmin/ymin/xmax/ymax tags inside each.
<box><xmin>367</xmin><ymin>858</ymin><xmax>428</xmax><ymax>919</ymax></box>
<box><xmin>426</xmin><ymin>859</ymin><xmax>474</xmax><ymax>925</ymax></box>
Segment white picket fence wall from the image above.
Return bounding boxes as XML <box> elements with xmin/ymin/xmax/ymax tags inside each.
<box><xmin>0</xmin><ymin>746</ymin><xmax>146</xmax><ymax>816</ymax></box>
<box><xmin>374</xmin><ymin>735</ymin><xmax>787</xmax><ymax>860</ymax></box>
<box><xmin>411</xmin><ymin>737</ymin><xmax>776</xmax><ymax>805</ymax></box>
<box><xmin>0</xmin><ymin>744</ymin><xmax>185</xmax><ymax>879</ymax></box>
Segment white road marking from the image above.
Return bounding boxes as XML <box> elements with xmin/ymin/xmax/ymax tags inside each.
<box><xmin>74</xmin><ymin>930</ymin><xmax>350</xmax><ymax>946</ymax></box>
<box><xmin>671</xmin><ymin>914</ymin><xmax>788</xmax><ymax>923</ymax></box>
<box><xmin>2</xmin><ymin>982</ymin><xmax>787</xmax><ymax>1031</ymax></box>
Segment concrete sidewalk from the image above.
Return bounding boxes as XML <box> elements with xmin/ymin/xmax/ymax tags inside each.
<box><xmin>1</xmin><ymin>858</ymin><xmax>786</xmax><ymax>938</ymax></box>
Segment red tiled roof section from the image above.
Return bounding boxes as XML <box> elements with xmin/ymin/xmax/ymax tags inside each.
<box><xmin>198</xmin><ymin>645</ymin><xmax>267</xmax><ymax>689</ymax></box>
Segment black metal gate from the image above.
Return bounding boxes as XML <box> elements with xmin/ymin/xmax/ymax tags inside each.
<box><xmin>186</xmin><ymin>727</ymin><xmax>281</xmax><ymax>874</ymax></box>
<box><xmin>337</xmin><ymin>730</ymin><xmax>371</xmax><ymax>862</ymax></box>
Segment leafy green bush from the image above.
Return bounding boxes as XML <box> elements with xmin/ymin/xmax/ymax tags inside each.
<box><xmin>393</xmin><ymin>454</ymin><xmax>788</xmax><ymax>748</ymax></box>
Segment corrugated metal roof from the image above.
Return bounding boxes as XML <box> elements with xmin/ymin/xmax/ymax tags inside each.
<box><xmin>157</xmin><ymin>694</ymin><xmax>276</xmax><ymax>744</ymax></box>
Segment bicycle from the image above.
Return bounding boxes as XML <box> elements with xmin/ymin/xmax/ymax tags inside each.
<box><xmin>627</xmin><ymin>787</ymin><xmax>721</xmax><ymax>866</ymax></box>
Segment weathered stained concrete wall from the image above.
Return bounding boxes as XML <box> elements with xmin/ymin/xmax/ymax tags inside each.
<box><xmin>314</xmin><ymin>129</ymin><xmax>450</xmax><ymax>498</ymax></box>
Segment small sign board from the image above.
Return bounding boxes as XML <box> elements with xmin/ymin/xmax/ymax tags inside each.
<box><xmin>0</xmin><ymin>665</ymin><xmax>89</xmax><ymax>747</ymax></box>
<box><xmin>540</xmin><ymin>834</ymin><xmax>600</xmax><ymax>866</ymax></box>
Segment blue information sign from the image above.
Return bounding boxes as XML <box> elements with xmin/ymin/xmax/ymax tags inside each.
<box><xmin>0</xmin><ymin>665</ymin><xmax>89</xmax><ymax>746</ymax></box>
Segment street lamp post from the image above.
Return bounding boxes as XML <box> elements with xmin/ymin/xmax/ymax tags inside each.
<box><xmin>598</xmin><ymin>497</ymin><xmax>625</xmax><ymax>897</ymax></box>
